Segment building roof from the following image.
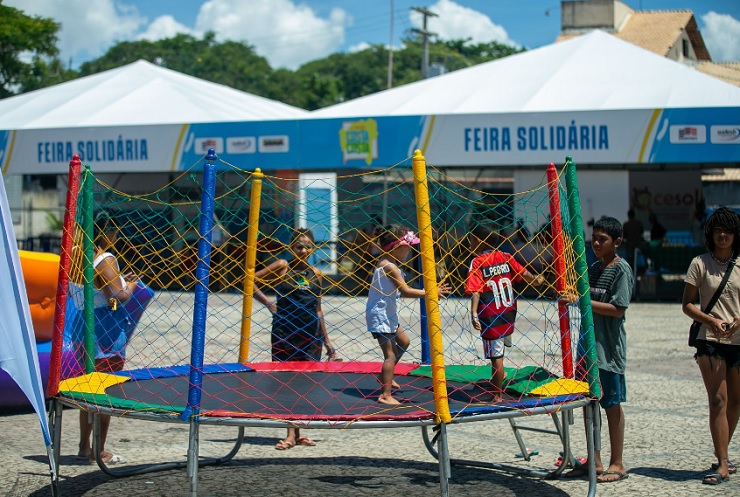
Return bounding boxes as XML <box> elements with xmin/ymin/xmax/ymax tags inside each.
<box><xmin>617</xmin><ymin>11</ymin><xmax>709</xmax><ymax>60</ymax></box>
<box><xmin>697</xmin><ymin>62</ymin><xmax>740</xmax><ymax>87</ymax></box>
<box><xmin>0</xmin><ymin>60</ymin><xmax>308</xmax><ymax>130</ymax></box>
<box><xmin>557</xmin><ymin>10</ymin><xmax>711</xmax><ymax>61</ymax></box>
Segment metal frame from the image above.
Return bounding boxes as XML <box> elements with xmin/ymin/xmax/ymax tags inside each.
<box><xmin>50</xmin><ymin>395</ymin><xmax>599</xmax><ymax>497</ymax></box>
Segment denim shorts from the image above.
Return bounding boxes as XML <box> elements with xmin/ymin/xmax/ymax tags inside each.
<box><xmin>694</xmin><ymin>340</ymin><xmax>740</xmax><ymax>369</ymax></box>
<box><xmin>599</xmin><ymin>369</ymin><xmax>626</xmax><ymax>409</ymax></box>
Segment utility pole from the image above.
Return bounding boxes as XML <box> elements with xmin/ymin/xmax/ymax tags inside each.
<box><xmin>411</xmin><ymin>6</ymin><xmax>438</xmax><ymax>79</ymax></box>
<box><xmin>387</xmin><ymin>0</ymin><xmax>394</xmax><ymax>89</ymax></box>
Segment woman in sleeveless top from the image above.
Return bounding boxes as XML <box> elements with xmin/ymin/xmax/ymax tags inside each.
<box><xmin>77</xmin><ymin>212</ymin><xmax>140</xmax><ymax>465</ymax></box>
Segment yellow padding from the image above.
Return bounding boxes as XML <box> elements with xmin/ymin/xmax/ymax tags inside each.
<box><xmin>59</xmin><ymin>372</ymin><xmax>129</xmax><ymax>394</ymax></box>
<box><xmin>529</xmin><ymin>378</ymin><xmax>590</xmax><ymax>397</ymax></box>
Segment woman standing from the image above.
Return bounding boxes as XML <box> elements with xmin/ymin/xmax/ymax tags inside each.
<box><xmin>682</xmin><ymin>207</ymin><xmax>740</xmax><ymax>485</ymax></box>
<box><xmin>74</xmin><ymin>211</ymin><xmax>140</xmax><ymax>465</ymax></box>
<box><xmin>253</xmin><ymin>229</ymin><xmax>336</xmax><ymax>449</ymax></box>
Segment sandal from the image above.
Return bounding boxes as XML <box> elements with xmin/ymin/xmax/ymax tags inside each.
<box><xmin>296</xmin><ymin>436</ymin><xmax>316</xmax><ymax>446</ymax></box>
<box><xmin>275</xmin><ymin>439</ymin><xmax>295</xmax><ymax>450</ymax></box>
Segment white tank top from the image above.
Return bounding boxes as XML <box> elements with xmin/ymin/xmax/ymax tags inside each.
<box><xmin>69</xmin><ymin>252</ymin><xmax>126</xmax><ymax>309</ymax></box>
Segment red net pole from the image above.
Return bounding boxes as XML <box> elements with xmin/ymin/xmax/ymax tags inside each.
<box><xmin>47</xmin><ymin>155</ymin><xmax>82</xmax><ymax>397</ymax></box>
<box><xmin>546</xmin><ymin>163</ymin><xmax>574</xmax><ymax>379</ymax></box>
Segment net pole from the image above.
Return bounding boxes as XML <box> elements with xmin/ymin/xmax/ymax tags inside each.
<box><xmin>81</xmin><ymin>166</ymin><xmax>95</xmax><ymax>374</ymax></box>
<box><xmin>48</xmin><ymin>155</ymin><xmax>82</xmax><ymax>396</ymax></box>
<box><xmin>411</xmin><ymin>150</ymin><xmax>451</xmax><ymax>424</ymax></box>
<box><xmin>239</xmin><ymin>168</ymin><xmax>263</xmax><ymax>363</ymax></box>
<box><xmin>183</xmin><ymin>149</ymin><xmax>217</xmax><ymax>422</ymax></box>
<box><xmin>564</xmin><ymin>157</ymin><xmax>601</xmax><ymax>398</ymax></box>
<box><xmin>546</xmin><ymin>163</ymin><xmax>574</xmax><ymax>379</ymax></box>
<box><xmin>416</xmin><ymin>254</ymin><xmax>431</xmax><ymax>364</ymax></box>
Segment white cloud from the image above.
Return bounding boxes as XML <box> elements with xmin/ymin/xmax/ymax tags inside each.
<box><xmin>348</xmin><ymin>41</ymin><xmax>372</xmax><ymax>53</ymax></box>
<box><xmin>6</xmin><ymin>0</ymin><xmax>146</xmax><ymax>66</ymax></box>
<box><xmin>138</xmin><ymin>15</ymin><xmax>192</xmax><ymax>42</ymax></box>
<box><xmin>194</xmin><ymin>0</ymin><xmax>349</xmax><ymax>69</ymax></box>
<box><xmin>412</xmin><ymin>0</ymin><xmax>518</xmax><ymax>48</ymax></box>
<box><xmin>7</xmin><ymin>0</ymin><xmax>349</xmax><ymax>70</ymax></box>
<box><xmin>701</xmin><ymin>12</ymin><xmax>740</xmax><ymax>62</ymax></box>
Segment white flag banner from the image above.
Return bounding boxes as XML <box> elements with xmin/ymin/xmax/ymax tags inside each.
<box><xmin>0</xmin><ymin>173</ymin><xmax>52</xmax><ymax>449</ymax></box>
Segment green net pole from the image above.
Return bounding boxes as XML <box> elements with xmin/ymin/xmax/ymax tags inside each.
<box><xmin>564</xmin><ymin>157</ymin><xmax>601</xmax><ymax>398</ymax></box>
<box><xmin>82</xmin><ymin>166</ymin><xmax>96</xmax><ymax>374</ymax></box>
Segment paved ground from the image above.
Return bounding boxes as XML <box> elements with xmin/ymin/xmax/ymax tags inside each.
<box><xmin>1</xmin><ymin>302</ymin><xmax>738</xmax><ymax>496</ymax></box>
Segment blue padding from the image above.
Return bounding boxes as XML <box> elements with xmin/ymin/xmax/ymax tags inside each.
<box><xmin>451</xmin><ymin>394</ymin><xmax>585</xmax><ymax>416</ymax></box>
<box><xmin>37</xmin><ymin>340</ymin><xmax>52</xmax><ymax>353</ymax></box>
<box><xmin>116</xmin><ymin>363</ymin><xmax>253</xmax><ymax>380</ymax></box>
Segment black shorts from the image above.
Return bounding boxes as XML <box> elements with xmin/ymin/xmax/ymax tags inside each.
<box><xmin>694</xmin><ymin>339</ymin><xmax>740</xmax><ymax>369</ymax></box>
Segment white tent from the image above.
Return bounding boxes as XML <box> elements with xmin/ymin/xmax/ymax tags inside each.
<box><xmin>0</xmin><ymin>60</ymin><xmax>309</xmax><ymax>174</ymax></box>
<box><xmin>313</xmin><ymin>30</ymin><xmax>740</xmax><ymax>117</ymax></box>
<box><xmin>0</xmin><ymin>59</ymin><xmax>308</xmax><ymax>129</ymax></box>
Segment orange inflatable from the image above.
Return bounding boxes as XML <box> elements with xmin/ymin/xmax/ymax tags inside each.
<box><xmin>18</xmin><ymin>250</ymin><xmax>59</xmax><ymax>342</ymax></box>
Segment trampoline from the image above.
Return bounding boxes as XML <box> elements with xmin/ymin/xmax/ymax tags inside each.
<box><xmin>48</xmin><ymin>151</ymin><xmax>601</xmax><ymax>497</ymax></box>
<box><xmin>58</xmin><ymin>362</ymin><xmax>590</xmax><ymax>423</ymax></box>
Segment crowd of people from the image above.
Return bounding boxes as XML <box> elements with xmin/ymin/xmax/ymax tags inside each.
<box><xmin>69</xmin><ymin>205</ymin><xmax>740</xmax><ymax>487</ymax></box>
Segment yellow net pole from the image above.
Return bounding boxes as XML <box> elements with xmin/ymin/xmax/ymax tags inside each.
<box><xmin>239</xmin><ymin>168</ymin><xmax>264</xmax><ymax>363</ymax></box>
<box><xmin>411</xmin><ymin>150</ymin><xmax>451</xmax><ymax>424</ymax></box>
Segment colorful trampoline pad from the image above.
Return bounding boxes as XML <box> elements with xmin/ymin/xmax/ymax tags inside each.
<box><xmin>56</xmin><ymin>363</ymin><xmax>589</xmax><ymax>422</ymax></box>
<box><xmin>411</xmin><ymin>364</ymin><xmax>586</xmax><ymax>396</ymax></box>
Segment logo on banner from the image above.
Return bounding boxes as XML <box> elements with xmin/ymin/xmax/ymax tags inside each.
<box><xmin>227</xmin><ymin>137</ymin><xmax>256</xmax><ymax>154</ymax></box>
<box><xmin>195</xmin><ymin>137</ymin><xmax>224</xmax><ymax>153</ymax></box>
<box><xmin>710</xmin><ymin>126</ymin><xmax>740</xmax><ymax>144</ymax></box>
<box><xmin>258</xmin><ymin>135</ymin><xmax>289</xmax><ymax>153</ymax></box>
<box><xmin>669</xmin><ymin>125</ymin><xmax>706</xmax><ymax>144</ymax></box>
<box><xmin>339</xmin><ymin>119</ymin><xmax>378</xmax><ymax>165</ymax></box>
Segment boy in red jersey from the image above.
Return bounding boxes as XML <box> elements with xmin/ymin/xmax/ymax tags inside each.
<box><xmin>465</xmin><ymin>225</ymin><xmax>545</xmax><ymax>401</ymax></box>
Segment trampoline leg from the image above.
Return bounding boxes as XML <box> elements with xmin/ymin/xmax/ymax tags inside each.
<box><xmin>508</xmin><ymin>418</ymin><xmax>531</xmax><ymax>461</ymax></box>
<box><xmin>48</xmin><ymin>400</ymin><xmax>63</xmax><ymax>497</ymax></box>
<box><xmin>583</xmin><ymin>401</ymin><xmax>598</xmax><ymax>497</ymax></box>
<box><xmin>437</xmin><ymin>423</ymin><xmax>451</xmax><ymax>497</ymax></box>
<box><xmin>187</xmin><ymin>419</ymin><xmax>200</xmax><ymax>497</ymax></box>
<box><xmin>49</xmin><ymin>400</ymin><xmax>63</xmax><ymax>475</ymax></box>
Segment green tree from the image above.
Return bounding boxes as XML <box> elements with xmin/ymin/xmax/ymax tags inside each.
<box><xmin>0</xmin><ymin>3</ymin><xmax>72</xmax><ymax>98</ymax></box>
<box><xmin>79</xmin><ymin>32</ymin><xmax>278</xmax><ymax>98</ymax></box>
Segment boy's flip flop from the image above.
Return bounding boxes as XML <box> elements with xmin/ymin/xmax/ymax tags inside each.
<box><xmin>702</xmin><ymin>473</ymin><xmax>728</xmax><ymax>485</ymax></box>
<box><xmin>597</xmin><ymin>470</ymin><xmax>628</xmax><ymax>483</ymax></box>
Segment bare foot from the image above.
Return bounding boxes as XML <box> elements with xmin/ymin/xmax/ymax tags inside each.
<box><xmin>378</xmin><ymin>379</ymin><xmax>401</xmax><ymax>390</ymax></box>
<box><xmin>378</xmin><ymin>394</ymin><xmax>401</xmax><ymax>405</ymax></box>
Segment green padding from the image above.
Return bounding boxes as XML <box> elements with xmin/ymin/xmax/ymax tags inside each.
<box><xmin>412</xmin><ymin>365</ymin><xmax>557</xmax><ymax>395</ymax></box>
<box><xmin>61</xmin><ymin>391</ymin><xmax>182</xmax><ymax>414</ymax></box>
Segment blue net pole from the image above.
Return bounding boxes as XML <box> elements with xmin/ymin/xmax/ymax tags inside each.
<box><xmin>183</xmin><ymin>148</ymin><xmax>217</xmax><ymax>422</ymax></box>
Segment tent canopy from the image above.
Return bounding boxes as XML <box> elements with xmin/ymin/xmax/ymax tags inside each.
<box><xmin>0</xmin><ymin>60</ymin><xmax>308</xmax><ymax>129</ymax></box>
<box><xmin>313</xmin><ymin>30</ymin><xmax>740</xmax><ymax>117</ymax></box>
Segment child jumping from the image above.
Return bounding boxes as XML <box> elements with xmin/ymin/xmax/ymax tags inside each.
<box><xmin>465</xmin><ymin>225</ymin><xmax>545</xmax><ymax>402</ymax></box>
<box><xmin>366</xmin><ymin>225</ymin><xmax>451</xmax><ymax>405</ymax></box>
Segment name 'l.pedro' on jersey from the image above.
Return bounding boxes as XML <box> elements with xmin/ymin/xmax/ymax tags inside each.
<box><xmin>465</xmin><ymin>250</ymin><xmax>527</xmax><ymax>339</ymax></box>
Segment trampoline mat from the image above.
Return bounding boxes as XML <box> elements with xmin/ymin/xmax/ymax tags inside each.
<box><xmin>62</xmin><ymin>367</ymin><xmax>586</xmax><ymax>422</ymax></box>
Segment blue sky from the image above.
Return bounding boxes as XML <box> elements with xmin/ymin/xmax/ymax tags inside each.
<box><xmin>8</xmin><ymin>0</ymin><xmax>740</xmax><ymax>69</ymax></box>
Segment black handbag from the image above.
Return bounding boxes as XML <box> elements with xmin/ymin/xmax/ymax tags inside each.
<box><xmin>688</xmin><ymin>257</ymin><xmax>736</xmax><ymax>346</ymax></box>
